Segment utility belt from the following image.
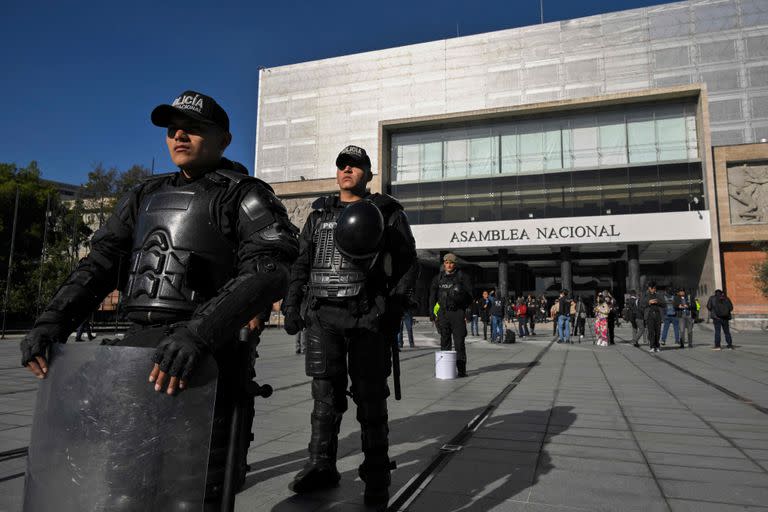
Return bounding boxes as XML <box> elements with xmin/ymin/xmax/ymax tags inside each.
<box><xmin>306</xmin><ymin>285</ymin><xmax>377</xmax><ymax>317</ymax></box>
<box><xmin>125</xmin><ymin>309</ymin><xmax>192</xmax><ymax>326</ymax></box>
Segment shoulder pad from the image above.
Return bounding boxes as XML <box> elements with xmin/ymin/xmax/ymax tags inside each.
<box><xmin>214</xmin><ymin>169</ymin><xmax>276</xmax><ymax>194</ymax></box>
<box><xmin>311</xmin><ymin>195</ymin><xmax>336</xmax><ymax>211</ymax></box>
<box><xmin>368</xmin><ymin>193</ymin><xmax>403</xmax><ymax>213</ymax></box>
<box><xmin>140</xmin><ymin>172</ymin><xmax>175</xmax><ymax>182</ymax></box>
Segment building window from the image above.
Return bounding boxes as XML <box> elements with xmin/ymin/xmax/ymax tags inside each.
<box><xmin>391</xmin><ymin>100</ymin><xmax>699</xmax><ymax>183</ymax></box>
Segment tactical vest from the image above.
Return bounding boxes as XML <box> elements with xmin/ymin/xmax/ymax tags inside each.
<box><xmin>123</xmin><ymin>175</ymin><xmax>237</xmax><ymax>320</ymax></box>
<box><xmin>309</xmin><ymin>207</ymin><xmax>374</xmax><ymax>299</ymax></box>
<box><xmin>437</xmin><ymin>271</ymin><xmax>463</xmax><ymax>311</ymax></box>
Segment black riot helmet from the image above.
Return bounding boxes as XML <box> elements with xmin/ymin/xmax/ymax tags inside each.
<box><xmin>334</xmin><ymin>199</ymin><xmax>384</xmax><ymax>259</ymax></box>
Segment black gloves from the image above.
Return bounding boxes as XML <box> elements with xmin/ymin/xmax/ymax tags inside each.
<box><xmin>20</xmin><ymin>327</ymin><xmax>59</xmax><ymax>367</ymax></box>
<box><xmin>152</xmin><ymin>324</ymin><xmax>209</xmax><ymax>381</ymax></box>
<box><xmin>283</xmin><ymin>308</ymin><xmax>305</xmax><ymax>336</ymax></box>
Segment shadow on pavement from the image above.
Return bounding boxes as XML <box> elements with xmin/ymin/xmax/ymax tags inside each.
<box><xmin>243</xmin><ymin>405</ymin><xmax>577</xmax><ymax>511</ymax></box>
<box><xmin>470</xmin><ymin>361</ymin><xmax>538</xmax><ymax>375</ymax></box>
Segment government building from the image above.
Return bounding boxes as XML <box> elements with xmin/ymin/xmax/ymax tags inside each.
<box><xmin>255</xmin><ymin>0</ymin><xmax>768</xmax><ymax>325</ymax></box>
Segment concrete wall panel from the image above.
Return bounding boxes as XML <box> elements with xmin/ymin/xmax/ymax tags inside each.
<box><xmin>256</xmin><ymin>0</ymin><xmax>768</xmax><ymax>183</ymax></box>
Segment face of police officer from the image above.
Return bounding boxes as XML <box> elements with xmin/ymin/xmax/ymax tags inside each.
<box><xmin>166</xmin><ymin>115</ymin><xmax>231</xmax><ymax>177</ymax></box>
<box><xmin>336</xmin><ymin>164</ymin><xmax>368</xmax><ymax>196</ymax></box>
<box><xmin>443</xmin><ymin>261</ymin><xmax>456</xmax><ymax>274</ymax></box>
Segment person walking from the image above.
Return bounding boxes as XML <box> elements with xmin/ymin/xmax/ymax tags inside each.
<box><xmin>481</xmin><ymin>291</ymin><xmax>491</xmax><ymax>340</ymax></box>
<box><xmin>488</xmin><ymin>290</ymin><xmax>505</xmax><ymax>343</ymax></box>
<box><xmin>574</xmin><ymin>296</ymin><xmax>587</xmax><ymax>343</ymax></box>
<box><xmin>398</xmin><ymin>305</ymin><xmax>415</xmax><ymax>349</ymax></box>
<box><xmin>626</xmin><ymin>290</ymin><xmax>646</xmax><ymax>347</ymax></box>
<box><xmin>74</xmin><ymin>315</ymin><xmax>96</xmax><ymax>342</ymax></box>
<box><xmin>526</xmin><ymin>294</ymin><xmax>537</xmax><ymax>336</ymax></box>
<box><xmin>674</xmin><ymin>288</ymin><xmax>694</xmax><ymax>348</ymax></box>
<box><xmin>515</xmin><ymin>298</ymin><xmax>529</xmax><ymax>339</ymax></box>
<box><xmin>469</xmin><ymin>296</ymin><xmax>482</xmax><ymax>337</ymax></box>
<box><xmin>594</xmin><ymin>296</ymin><xmax>611</xmax><ymax>347</ymax></box>
<box><xmin>707</xmin><ymin>289</ymin><xmax>734</xmax><ymax>350</ymax></box>
<box><xmin>550</xmin><ymin>299</ymin><xmax>559</xmax><ymax>340</ymax></box>
<box><xmin>660</xmin><ymin>287</ymin><xmax>680</xmax><ymax>346</ymax></box>
<box><xmin>641</xmin><ymin>282</ymin><xmax>665</xmax><ymax>353</ymax></box>
<box><xmin>603</xmin><ymin>291</ymin><xmax>617</xmax><ymax>345</ymax></box>
<box><xmin>556</xmin><ymin>290</ymin><xmax>571</xmax><ymax>344</ymax></box>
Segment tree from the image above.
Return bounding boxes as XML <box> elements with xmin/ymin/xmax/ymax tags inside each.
<box><xmin>0</xmin><ymin>162</ymin><xmax>91</xmax><ymax>321</ymax></box>
<box><xmin>116</xmin><ymin>164</ymin><xmax>151</xmax><ymax>197</ymax></box>
<box><xmin>83</xmin><ymin>163</ymin><xmax>117</xmax><ymax>229</ymax></box>
<box><xmin>754</xmin><ymin>242</ymin><xmax>768</xmax><ymax>299</ymax></box>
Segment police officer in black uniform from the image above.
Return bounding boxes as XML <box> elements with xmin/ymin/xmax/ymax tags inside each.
<box><xmin>429</xmin><ymin>253</ymin><xmax>472</xmax><ymax>376</ymax></box>
<box><xmin>20</xmin><ymin>90</ymin><xmax>299</xmax><ymax>508</ymax></box>
<box><xmin>282</xmin><ymin>145</ymin><xmax>417</xmax><ymax>508</ymax></box>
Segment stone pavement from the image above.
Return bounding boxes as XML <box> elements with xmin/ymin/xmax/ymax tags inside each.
<box><xmin>1</xmin><ymin>320</ymin><xmax>767</xmax><ymax>511</ymax></box>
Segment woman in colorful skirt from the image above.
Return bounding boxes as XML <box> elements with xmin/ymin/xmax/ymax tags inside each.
<box><xmin>594</xmin><ymin>296</ymin><xmax>611</xmax><ymax>347</ymax></box>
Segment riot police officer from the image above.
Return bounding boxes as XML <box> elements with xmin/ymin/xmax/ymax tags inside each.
<box><xmin>282</xmin><ymin>145</ymin><xmax>417</xmax><ymax>508</ymax></box>
<box><xmin>20</xmin><ymin>90</ymin><xmax>299</xmax><ymax>508</ymax></box>
<box><xmin>429</xmin><ymin>253</ymin><xmax>472</xmax><ymax>376</ymax></box>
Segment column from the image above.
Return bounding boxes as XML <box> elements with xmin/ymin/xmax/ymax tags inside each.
<box><xmin>560</xmin><ymin>247</ymin><xmax>572</xmax><ymax>292</ymax></box>
<box><xmin>498</xmin><ymin>249</ymin><xmax>509</xmax><ymax>300</ymax></box>
<box><xmin>627</xmin><ymin>244</ymin><xmax>640</xmax><ymax>293</ymax></box>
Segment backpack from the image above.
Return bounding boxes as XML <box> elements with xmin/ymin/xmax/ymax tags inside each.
<box><xmin>518</xmin><ymin>304</ymin><xmax>527</xmax><ymax>317</ymax></box>
<box><xmin>665</xmin><ymin>299</ymin><xmax>675</xmax><ymax>317</ymax></box>
<box><xmin>713</xmin><ymin>297</ymin><xmax>732</xmax><ymax>319</ymax></box>
<box><xmin>621</xmin><ymin>305</ymin><xmax>633</xmax><ymax>322</ymax></box>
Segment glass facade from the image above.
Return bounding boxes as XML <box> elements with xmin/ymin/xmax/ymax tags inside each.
<box><xmin>391</xmin><ymin>102</ymin><xmax>698</xmax><ymax>183</ymax></box>
<box><xmin>389</xmin><ymin>101</ymin><xmax>704</xmax><ymax>224</ymax></box>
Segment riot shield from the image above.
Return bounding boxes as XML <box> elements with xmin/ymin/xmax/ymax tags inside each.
<box><xmin>23</xmin><ymin>344</ymin><xmax>217</xmax><ymax>512</ymax></box>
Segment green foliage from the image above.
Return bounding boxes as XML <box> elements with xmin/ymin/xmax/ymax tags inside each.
<box><xmin>116</xmin><ymin>164</ymin><xmax>151</xmax><ymax>197</ymax></box>
<box><xmin>1</xmin><ymin>160</ymin><xmax>151</xmax><ymax>321</ymax></box>
<box><xmin>754</xmin><ymin>242</ymin><xmax>768</xmax><ymax>300</ymax></box>
<box><xmin>0</xmin><ymin>162</ymin><xmax>90</xmax><ymax>318</ymax></box>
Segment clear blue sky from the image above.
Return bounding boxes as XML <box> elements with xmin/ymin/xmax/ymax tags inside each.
<box><xmin>1</xmin><ymin>0</ymin><xmax>669</xmax><ymax>185</ymax></box>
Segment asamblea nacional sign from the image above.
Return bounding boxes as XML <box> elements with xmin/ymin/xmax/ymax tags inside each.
<box><xmin>410</xmin><ymin>211</ymin><xmax>711</xmax><ymax>250</ymax></box>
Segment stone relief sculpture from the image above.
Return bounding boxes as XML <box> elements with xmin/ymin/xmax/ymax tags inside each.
<box><xmin>282</xmin><ymin>197</ymin><xmax>314</xmax><ymax>230</ymax></box>
<box><xmin>728</xmin><ymin>163</ymin><xmax>768</xmax><ymax>225</ymax></box>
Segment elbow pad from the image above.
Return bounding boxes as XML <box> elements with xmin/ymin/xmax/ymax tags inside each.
<box><xmin>187</xmin><ymin>257</ymin><xmax>289</xmax><ymax>350</ymax></box>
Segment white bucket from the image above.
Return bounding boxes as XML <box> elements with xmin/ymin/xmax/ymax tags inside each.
<box><xmin>435</xmin><ymin>350</ymin><xmax>458</xmax><ymax>380</ymax></box>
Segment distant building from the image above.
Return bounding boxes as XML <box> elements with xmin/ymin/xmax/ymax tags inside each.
<box><xmin>255</xmin><ymin>0</ymin><xmax>768</xmax><ymax>325</ymax></box>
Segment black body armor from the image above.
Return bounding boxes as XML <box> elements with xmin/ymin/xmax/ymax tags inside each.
<box><xmin>309</xmin><ymin>207</ymin><xmax>375</xmax><ymax>299</ymax></box>
<box><xmin>124</xmin><ymin>177</ymin><xmax>236</xmax><ymax>319</ymax></box>
<box><xmin>434</xmin><ymin>270</ymin><xmax>471</xmax><ymax>311</ymax></box>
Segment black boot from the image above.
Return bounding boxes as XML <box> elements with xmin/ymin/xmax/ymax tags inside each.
<box><xmin>360</xmin><ymin>457</ymin><xmax>394</xmax><ymax>509</ymax></box>
<box><xmin>290</xmin><ymin>399</ymin><xmax>342</xmax><ymax>493</ymax></box>
<box><xmin>457</xmin><ymin>360</ymin><xmax>467</xmax><ymax>378</ymax></box>
<box><xmin>357</xmin><ymin>400</ymin><xmax>392</xmax><ymax>509</ymax></box>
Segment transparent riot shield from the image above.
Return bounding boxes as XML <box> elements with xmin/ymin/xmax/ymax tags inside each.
<box><xmin>23</xmin><ymin>344</ymin><xmax>217</xmax><ymax>512</ymax></box>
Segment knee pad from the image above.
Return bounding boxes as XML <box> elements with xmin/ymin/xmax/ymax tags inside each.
<box><xmin>305</xmin><ymin>330</ymin><xmax>346</xmax><ymax>378</ymax></box>
<box><xmin>311</xmin><ymin>378</ymin><xmax>348</xmax><ymax>415</ymax></box>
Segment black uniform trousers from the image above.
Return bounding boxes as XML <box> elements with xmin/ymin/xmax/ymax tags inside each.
<box><xmin>438</xmin><ymin>308</ymin><xmax>467</xmax><ymax>363</ymax></box>
<box><xmin>304</xmin><ymin>303</ymin><xmax>393</xmax><ymax>484</ymax></box>
<box><xmin>646</xmin><ymin>312</ymin><xmax>662</xmax><ymax>350</ymax></box>
<box><xmin>106</xmin><ymin>323</ymin><xmax>249</xmax><ymax>510</ymax></box>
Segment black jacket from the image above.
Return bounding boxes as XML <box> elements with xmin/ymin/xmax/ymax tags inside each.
<box><xmin>284</xmin><ymin>192</ymin><xmax>418</xmax><ymax>317</ymax></box>
<box><xmin>429</xmin><ymin>269</ymin><xmax>472</xmax><ymax>315</ymax></box>
<box><xmin>639</xmin><ymin>291</ymin><xmax>665</xmax><ymax>320</ymax></box>
<box><xmin>31</xmin><ymin>159</ymin><xmax>300</xmax><ymax>349</ymax></box>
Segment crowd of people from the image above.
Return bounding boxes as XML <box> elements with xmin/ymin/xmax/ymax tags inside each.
<box><xmin>455</xmin><ymin>284</ymin><xmax>736</xmax><ymax>351</ymax></box>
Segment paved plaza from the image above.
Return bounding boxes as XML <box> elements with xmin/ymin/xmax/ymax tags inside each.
<box><xmin>1</xmin><ymin>320</ymin><xmax>768</xmax><ymax>512</ymax></box>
